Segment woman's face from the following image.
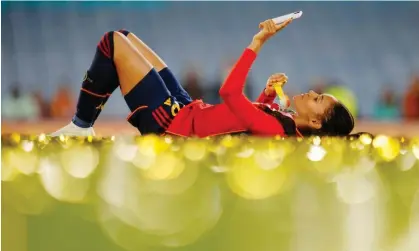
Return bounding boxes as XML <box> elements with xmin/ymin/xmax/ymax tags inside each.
<box><xmin>292</xmin><ymin>90</ymin><xmax>337</xmax><ymax>128</ymax></box>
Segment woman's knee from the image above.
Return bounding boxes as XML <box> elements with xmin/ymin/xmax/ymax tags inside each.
<box><xmin>96</xmin><ymin>30</ymin><xmax>132</xmax><ymax>60</ymax></box>
<box><xmin>117</xmin><ymin>29</ymin><xmax>131</xmax><ymax>37</ymax></box>
<box><xmin>113</xmin><ymin>31</ymin><xmax>136</xmax><ymax>61</ymax></box>
<box><xmin>97</xmin><ymin>30</ymin><xmax>130</xmax><ymax>54</ymax></box>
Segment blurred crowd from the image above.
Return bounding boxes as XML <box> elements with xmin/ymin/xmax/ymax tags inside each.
<box><xmin>312</xmin><ymin>74</ymin><xmax>419</xmax><ymax>121</ymax></box>
<box><xmin>2</xmin><ymin>68</ymin><xmax>419</xmax><ymax>122</ymax></box>
<box><xmin>2</xmin><ymin>80</ymin><xmax>75</xmax><ymax>121</ymax></box>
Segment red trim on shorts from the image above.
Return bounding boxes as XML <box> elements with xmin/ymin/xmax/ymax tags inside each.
<box><xmin>164</xmin><ymin>131</ymin><xmax>188</xmax><ymax>137</ymax></box>
<box><xmin>152</xmin><ymin>111</ymin><xmax>167</xmax><ymax>129</ymax></box>
<box><xmin>203</xmin><ymin>130</ymin><xmax>248</xmax><ymax>137</ymax></box>
<box><xmin>158</xmin><ymin>107</ymin><xmax>171</xmax><ymax>121</ymax></box>
<box><xmin>154</xmin><ymin>109</ymin><xmax>170</xmax><ymax>127</ymax></box>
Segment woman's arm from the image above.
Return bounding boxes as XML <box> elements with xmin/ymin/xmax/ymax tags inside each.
<box><xmin>218</xmin><ymin>19</ymin><xmax>292</xmax><ymax>135</ymax></box>
<box><xmin>256</xmin><ymin>89</ymin><xmax>276</xmax><ymax>104</ymax></box>
<box><xmin>218</xmin><ymin>47</ymin><xmax>285</xmax><ymax>135</ymax></box>
<box><xmin>257</xmin><ymin>73</ymin><xmax>288</xmax><ymax>104</ymax></box>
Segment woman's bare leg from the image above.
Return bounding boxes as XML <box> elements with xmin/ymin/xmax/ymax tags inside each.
<box><xmin>118</xmin><ymin>30</ymin><xmax>192</xmax><ymax>105</ymax></box>
<box><xmin>113</xmin><ymin>32</ymin><xmax>154</xmax><ymax>95</ymax></box>
<box><xmin>123</xmin><ymin>31</ymin><xmax>167</xmax><ymax>71</ymax></box>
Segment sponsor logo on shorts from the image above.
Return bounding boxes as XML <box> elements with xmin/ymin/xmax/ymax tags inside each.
<box><xmin>164</xmin><ymin>98</ymin><xmax>172</xmax><ymax>106</ymax></box>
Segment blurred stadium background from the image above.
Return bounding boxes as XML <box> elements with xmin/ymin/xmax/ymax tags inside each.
<box><xmin>2</xmin><ymin>2</ymin><xmax>419</xmax><ymax>251</ymax></box>
<box><xmin>1</xmin><ymin>1</ymin><xmax>419</xmax><ymax>135</ymax></box>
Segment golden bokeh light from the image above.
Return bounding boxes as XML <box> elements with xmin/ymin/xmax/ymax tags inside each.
<box><xmin>38</xmin><ymin>133</ymin><xmax>47</xmax><ymax>142</ymax></box>
<box><xmin>373</xmin><ymin>135</ymin><xmax>401</xmax><ymax>162</ymax></box>
<box><xmin>359</xmin><ymin>133</ymin><xmax>373</xmax><ymax>145</ymax></box>
<box><xmin>60</xmin><ymin>145</ymin><xmax>99</xmax><ymax>178</ymax></box>
<box><xmin>140</xmin><ymin>151</ymin><xmax>185</xmax><ymax>180</ymax></box>
<box><xmin>334</xmin><ymin>171</ymin><xmax>376</xmax><ymax>204</ymax></box>
<box><xmin>307</xmin><ymin>145</ymin><xmax>327</xmax><ymax>162</ymax></box>
<box><xmin>182</xmin><ymin>139</ymin><xmax>207</xmax><ymax>161</ymax></box>
<box><xmin>1</xmin><ymin>153</ymin><xmax>20</xmax><ymax>181</ymax></box>
<box><xmin>253</xmin><ymin>142</ymin><xmax>287</xmax><ymax>170</ymax></box>
<box><xmin>227</xmin><ymin>157</ymin><xmax>287</xmax><ymax>200</ymax></box>
<box><xmin>313</xmin><ymin>136</ymin><xmax>321</xmax><ymax>146</ymax></box>
<box><xmin>38</xmin><ymin>156</ymin><xmax>90</xmax><ymax>203</ymax></box>
<box><xmin>2</xmin><ymin>133</ymin><xmax>419</xmax><ymax>251</ymax></box>
<box><xmin>21</xmin><ymin>140</ymin><xmax>34</xmax><ymax>152</ymax></box>
<box><xmin>399</xmin><ymin>152</ymin><xmax>417</xmax><ymax>171</ymax></box>
<box><xmin>2</xmin><ymin>147</ymin><xmax>39</xmax><ymax>176</ymax></box>
<box><xmin>412</xmin><ymin>141</ymin><xmax>419</xmax><ymax>160</ymax></box>
<box><xmin>115</xmin><ymin>141</ymin><xmax>138</xmax><ymax>162</ymax></box>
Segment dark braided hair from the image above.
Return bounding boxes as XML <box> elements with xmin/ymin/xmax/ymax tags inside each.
<box><xmin>258</xmin><ymin>102</ymin><xmax>355</xmax><ymax>137</ymax></box>
<box><xmin>298</xmin><ymin>102</ymin><xmax>355</xmax><ymax>136</ymax></box>
<box><xmin>319</xmin><ymin>102</ymin><xmax>354</xmax><ymax>136</ymax></box>
<box><xmin>257</xmin><ymin>105</ymin><xmax>299</xmax><ymax>136</ymax></box>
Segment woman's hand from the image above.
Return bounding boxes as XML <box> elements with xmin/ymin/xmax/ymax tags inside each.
<box><xmin>264</xmin><ymin>73</ymin><xmax>288</xmax><ymax>96</ymax></box>
<box><xmin>248</xmin><ymin>18</ymin><xmax>292</xmax><ymax>53</ymax></box>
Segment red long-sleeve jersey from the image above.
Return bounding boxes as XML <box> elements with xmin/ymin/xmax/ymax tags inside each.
<box><xmin>166</xmin><ymin>48</ymin><xmax>297</xmax><ymax>137</ymax></box>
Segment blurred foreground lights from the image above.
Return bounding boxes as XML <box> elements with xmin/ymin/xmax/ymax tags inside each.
<box><xmin>132</xmin><ymin>138</ymin><xmax>158</xmax><ymax>169</ymax></box>
<box><xmin>11</xmin><ymin>132</ymin><xmax>21</xmax><ymax>144</ymax></box>
<box><xmin>210</xmin><ymin>165</ymin><xmax>228</xmax><ymax>173</ymax></box>
<box><xmin>60</xmin><ymin>145</ymin><xmax>99</xmax><ymax>178</ymax></box>
<box><xmin>115</xmin><ymin>142</ymin><xmax>138</xmax><ymax>162</ymax></box>
<box><xmin>140</xmin><ymin>152</ymin><xmax>185</xmax><ymax>180</ymax></box>
<box><xmin>164</xmin><ymin>136</ymin><xmax>173</xmax><ymax>144</ymax></box>
<box><xmin>334</xmin><ymin>171</ymin><xmax>376</xmax><ymax>204</ymax></box>
<box><xmin>307</xmin><ymin>145</ymin><xmax>327</xmax><ymax>162</ymax></box>
<box><xmin>354</xmin><ymin>156</ymin><xmax>376</xmax><ymax>174</ymax></box>
<box><xmin>132</xmin><ymin>151</ymin><xmax>156</xmax><ymax>170</ymax></box>
<box><xmin>227</xmin><ymin>159</ymin><xmax>287</xmax><ymax>200</ymax></box>
<box><xmin>236</xmin><ymin>147</ymin><xmax>255</xmax><ymax>158</ymax></box>
<box><xmin>183</xmin><ymin>140</ymin><xmax>207</xmax><ymax>161</ymax></box>
<box><xmin>359</xmin><ymin>133</ymin><xmax>373</xmax><ymax>145</ymax></box>
<box><xmin>254</xmin><ymin>147</ymin><xmax>286</xmax><ymax>170</ymax></box>
<box><xmin>98</xmin><ymin>183</ymin><xmax>222</xmax><ymax>249</ymax></box>
<box><xmin>372</xmin><ymin>135</ymin><xmax>388</xmax><ymax>148</ymax></box>
<box><xmin>3</xmin><ymin>147</ymin><xmax>39</xmax><ymax>175</ymax></box>
<box><xmin>220</xmin><ymin>135</ymin><xmax>235</xmax><ymax>148</ymax></box>
<box><xmin>373</xmin><ymin>135</ymin><xmax>400</xmax><ymax>162</ymax></box>
<box><xmin>38</xmin><ymin>157</ymin><xmax>90</xmax><ymax>203</ymax></box>
<box><xmin>413</xmin><ymin>142</ymin><xmax>419</xmax><ymax>160</ymax></box>
<box><xmin>136</xmin><ymin>135</ymin><xmax>160</xmax><ymax>155</ymax></box>
<box><xmin>1</xmin><ymin>156</ymin><xmax>19</xmax><ymax>181</ymax></box>
<box><xmin>313</xmin><ymin>136</ymin><xmax>321</xmax><ymax>146</ymax></box>
<box><xmin>38</xmin><ymin>133</ymin><xmax>47</xmax><ymax>142</ymax></box>
<box><xmin>21</xmin><ymin>140</ymin><xmax>34</xmax><ymax>152</ymax></box>
<box><xmin>398</xmin><ymin>146</ymin><xmax>418</xmax><ymax>171</ymax></box>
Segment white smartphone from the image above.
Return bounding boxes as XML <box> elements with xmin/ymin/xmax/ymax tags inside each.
<box><xmin>272</xmin><ymin>11</ymin><xmax>303</xmax><ymax>25</ymax></box>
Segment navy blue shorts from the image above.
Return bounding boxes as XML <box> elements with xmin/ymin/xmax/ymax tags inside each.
<box><xmin>124</xmin><ymin>68</ymin><xmax>192</xmax><ymax>135</ymax></box>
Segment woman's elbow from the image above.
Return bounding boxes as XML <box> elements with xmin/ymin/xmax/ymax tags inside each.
<box><xmin>218</xmin><ymin>87</ymin><xmax>230</xmax><ymax>98</ymax></box>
